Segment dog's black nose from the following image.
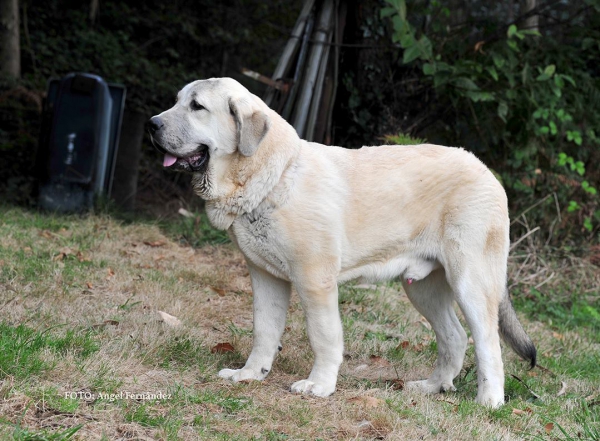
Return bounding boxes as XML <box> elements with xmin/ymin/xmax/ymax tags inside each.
<box><xmin>147</xmin><ymin>116</ymin><xmax>164</xmax><ymax>133</ymax></box>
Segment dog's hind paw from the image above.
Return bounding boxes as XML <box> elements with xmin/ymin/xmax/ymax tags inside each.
<box><xmin>290</xmin><ymin>379</ymin><xmax>335</xmax><ymax>397</ymax></box>
<box><xmin>405</xmin><ymin>379</ymin><xmax>456</xmax><ymax>394</ymax></box>
<box><xmin>218</xmin><ymin>367</ymin><xmax>266</xmax><ymax>382</ymax></box>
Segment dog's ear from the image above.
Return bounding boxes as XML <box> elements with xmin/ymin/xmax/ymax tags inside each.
<box><xmin>229</xmin><ymin>96</ymin><xmax>270</xmax><ymax>157</ymax></box>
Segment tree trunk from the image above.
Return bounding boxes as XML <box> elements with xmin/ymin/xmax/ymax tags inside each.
<box><xmin>0</xmin><ymin>0</ymin><xmax>20</xmax><ymax>78</ymax></box>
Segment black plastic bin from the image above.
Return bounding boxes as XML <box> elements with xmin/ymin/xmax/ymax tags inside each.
<box><xmin>36</xmin><ymin>73</ymin><xmax>126</xmax><ymax>212</ymax></box>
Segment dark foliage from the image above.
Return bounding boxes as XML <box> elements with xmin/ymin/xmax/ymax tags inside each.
<box><xmin>1</xmin><ymin>0</ymin><xmax>598</xmax><ymax>243</ymax></box>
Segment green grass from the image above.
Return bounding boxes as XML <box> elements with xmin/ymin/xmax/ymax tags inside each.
<box><xmin>1</xmin><ymin>205</ymin><xmax>599</xmax><ymax>440</ymax></box>
<box><xmin>0</xmin><ymin>323</ymin><xmax>99</xmax><ymax>380</ymax></box>
<box><xmin>168</xmin><ymin>384</ymin><xmax>252</xmax><ymax>414</ymax></box>
<box><xmin>157</xmin><ymin>209</ymin><xmax>230</xmax><ymax>247</ymax></box>
<box><xmin>154</xmin><ymin>336</ymin><xmax>207</xmax><ymax>369</ymax></box>
<box><xmin>12</xmin><ymin>424</ymin><xmax>82</xmax><ymax>441</ymax></box>
<box><xmin>513</xmin><ymin>285</ymin><xmax>600</xmax><ymax>342</ymax></box>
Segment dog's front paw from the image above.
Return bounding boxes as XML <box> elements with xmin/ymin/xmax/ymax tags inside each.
<box><xmin>218</xmin><ymin>367</ymin><xmax>266</xmax><ymax>382</ymax></box>
<box><xmin>290</xmin><ymin>379</ymin><xmax>335</xmax><ymax>397</ymax></box>
<box><xmin>475</xmin><ymin>391</ymin><xmax>504</xmax><ymax>408</ymax></box>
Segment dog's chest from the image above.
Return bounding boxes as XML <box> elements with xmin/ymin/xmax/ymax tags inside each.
<box><xmin>230</xmin><ymin>208</ymin><xmax>291</xmax><ymax>280</ymax></box>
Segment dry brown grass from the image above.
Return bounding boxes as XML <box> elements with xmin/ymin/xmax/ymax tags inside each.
<box><xmin>0</xmin><ymin>207</ymin><xmax>598</xmax><ymax>440</ymax></box>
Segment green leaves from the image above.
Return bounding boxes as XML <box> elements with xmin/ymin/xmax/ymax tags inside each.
<box><xmin>382</xmin><ymin>0</ymin><xmax>407</xmax><ymax>20</ymax></box>
<box><xmin>558</xmin><ymin>153</ymin><xmax>585</xmax><ymax>176</ymax></box>
<box><xmin>567</xmin><ymin>130</ymin><xmax>583</xmax><ymax>146</ymax></box>
<box><xmin>384</xmin><ymin>0</ymin><xmax>432</xmax><ymax>64</ymax></box>
<box><xmin>402</xmin><ymin>42</ymin><xmax>422</xmax><ymax>64</ymax></box>
<box><xmin>568</xmin><ymin>200</ymin><xmax>581</xmax><ymax>212</ymax></box>
<box><xmin>497</xmin><ymin>102</ymin><xmax>509</xmax><ymax>122</ymax></box>
<box><xmin>582</xmin><ymin>181</ymin><xmax>597</xmax><ymax>195</ymax></box>
<box><xmin>536</xmin><ymin>64</ymin><xmax>556</xmax><ymax>81</ymax></box>
<box><xmin>487</xmin><ymin>66</ymin><xmax>499</xmax><ymax>81</ymax></box>
<box><xmin>380</xmin><ymin>0</ymin><xmax>599</xmax><ymax>238</ymax></box>
<box><xmin>422</xmin><ymin>63</ymin><xmax>435</xmax><ymax>75</ymax></box>
<box><xmin>453</xmin><ymin>77</ymin><xmax>479</xmax><ymax>91</ymax></box>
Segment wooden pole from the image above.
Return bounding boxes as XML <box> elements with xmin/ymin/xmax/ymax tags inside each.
<box><xmin>264</xmin><ymin>0</ymin><xmax>316</xmax><ymax>107</ymax></box>
<box><xmin>291</xmin><ymin>0</ymin><xmax>334</xmax><ymax>138</ymax></box>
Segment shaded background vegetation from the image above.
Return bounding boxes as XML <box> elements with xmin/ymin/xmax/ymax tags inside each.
<box><xmin>1</xmin><ymin>0</ymin><xmax>599</xmax><ymax>246</ymax></box>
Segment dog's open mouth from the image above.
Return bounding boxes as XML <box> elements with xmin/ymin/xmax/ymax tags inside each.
<box><xmin>162</xmin><ymin>144</ymin><xmax>209</xmax><ymax>172</ymax></box>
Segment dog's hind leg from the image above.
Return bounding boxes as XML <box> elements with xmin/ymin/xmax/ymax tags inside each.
<box><xmin>452</xmin><ymin>269</ymin><xmax>506</xmax><ymax>407</ymax></box>
<box><xmin>404</xmin><ymin>269</ymin><xmax>468</xmax><ymax>395</ymax></box>
<box><xmin>219</xmin><ymin>261</ymin><xmax>290</xmax><ymax>382</ymax></box>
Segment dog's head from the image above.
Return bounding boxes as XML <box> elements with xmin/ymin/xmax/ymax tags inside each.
<box><xmin>148</xmin><ymin>78</ymin><xmax>270</xmax><ymax>198</ymax></box>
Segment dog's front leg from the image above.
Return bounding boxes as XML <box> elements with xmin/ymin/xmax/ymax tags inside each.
<box><xmin>218</xmin><ymin>261</ymin><xmax>290</xmax><ymax>382</ymax></box>
<box><xmin>291</xmin><ymin>278</ymin><xmax>343</xmax><ymax>397</ymax></box>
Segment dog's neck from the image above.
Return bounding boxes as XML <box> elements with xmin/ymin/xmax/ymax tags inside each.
<box><xmin>205</xmin><ymin>116</ymin><xmax>301</xmax><ymax>231</ymax></box>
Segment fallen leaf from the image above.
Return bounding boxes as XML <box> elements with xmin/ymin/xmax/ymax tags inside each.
<box><xmin>474</xmin><ymin>40</ymin><xmax>485</xmax><ymax>53</ymax></box>
<box><xmin>369</xmin><ymin>355</ymin><xmax>391</xmax><ymax>367</ymax></box>
<box><xmin>552</xmin><ymin>332</ymin><xmax>564</xmax><ymax>340</ymax></box>
<box><xmin>144</xmin><ymin>240</ymin><xmax>165</xmax><ymax>247</ymax></box>
<box><xmin>54</xmin><ymin>246</ymin><xmax>74</xmax><ymax>261</ymax></box>
<box><xmin>107</xmin><ymin>268</ymin><xmax>115</xmax><ymax>278</ymax></box>
<box><xmin>211</xmin><ymin>342</ymin><xmax>235</xmax><ymax>353</ymax></box>
<box><xmin>545</xmin><ymin>423</ymin><xmax>554</xmax><ymax>434</ymax></box>
<box><xmin>512</xmin><ymin>408</ymin><xmax>533</xmax><ymax>416</ymax></box>
<box><xmin>39</xmin><ymin>230</ymin><xmax>54</xmax><ymax>239</ymax></box>
<box><xmin>76</xmin><ymin>251</ymin><xmax>90</xmax><ymax>262</ymax></box>
<box><xmin>387</xmin><ymin>379</ymin><xmax>404</xmax><ymax>390</ymax></box>
<box><xmin>210</xmin><ymin>286</ymin><xmax>226</xmax><ymax>297</ymax></box>
<box><xmin>557</xmin><ymin>381</ymin><xmax>567</xmax><ymax>397</ymax></box>
<box><xmin>413</xmin><ymin>343</ymin><xmax>424</xmax><ymax>352</ymax></box>
<box><xmin>397</xmin><ymin>341</ymin><xmax>410</xmax><ymax>350</ymax></box>
<box><xmin>347</xmin><ymin>396</ymin><xmax>382</xmax><ymax>408</ymax></box>
<box><xmin>157</xmin><ymin>311</ymin><xmax>182</xmax><ymax>328</ymax></box>
<box><xmin>86</xmin><ymin>282</ymin><xmax>93</xmax><ymax>289</ymax></box>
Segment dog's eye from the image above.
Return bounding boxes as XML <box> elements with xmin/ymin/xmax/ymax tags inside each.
<box><xmin>190</xmin><ymin>100</ymin><xmax>206</xmax><ymax>111</ymax></box>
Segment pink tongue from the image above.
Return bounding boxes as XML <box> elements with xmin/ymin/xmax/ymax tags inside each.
<box><xmin>163</xmin><ymin>154</ymin><xmax>177</xmax><ymax>167</ymax></box>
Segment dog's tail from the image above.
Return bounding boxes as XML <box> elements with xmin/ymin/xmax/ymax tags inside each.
<box><xmin>498</xmin><ymin>291</ymin><xmax>536</xmax><ymax>368</ymax></box>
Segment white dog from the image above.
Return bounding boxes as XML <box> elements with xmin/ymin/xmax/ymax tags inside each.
<box><xmin>148</xmin><ymin>77</ymin><xmax>536</xmax><ymax>407</ymax></box>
